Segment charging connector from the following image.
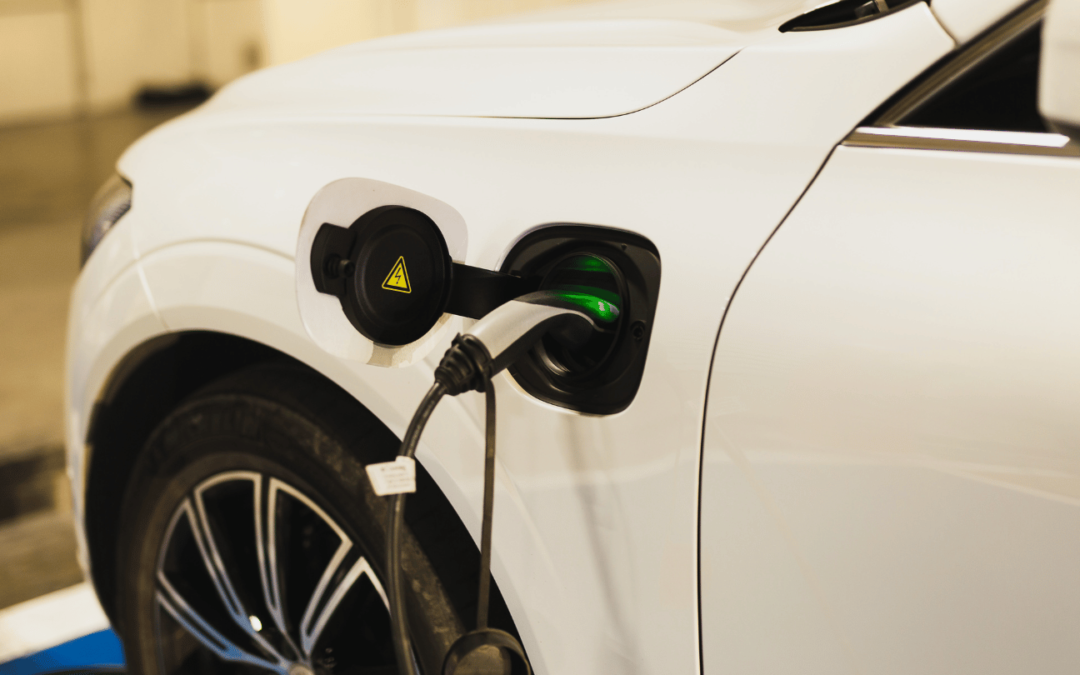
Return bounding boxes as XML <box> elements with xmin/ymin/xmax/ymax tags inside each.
<box><xmin>381</xmin><ymin>291</ymin><xmax>601</xmax><ymax>675</ymax></box>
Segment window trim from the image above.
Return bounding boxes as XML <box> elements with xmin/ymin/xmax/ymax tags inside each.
<box><xmin>842</xmin><ymin>0</ymin><xmax>1080</xmax><ymax>158</ymax></box>
<box><xmin>874</xmin><ymin>0</ymin><xmax>1046</xmax><ymax>127</ymax></box>
<box><xmin>845</xmin><ymin>125</ymin><xmax>1079</xmax><ymax>157</ymax></box>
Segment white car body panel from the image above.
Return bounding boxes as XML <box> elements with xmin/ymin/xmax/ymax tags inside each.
<box><xmin>118</xmin><ymin>4</ymin><xmax>950</xmax><ymax>266</ymax></box>
<box><xmin>933</xmin><ymin>0</ymin><xmax>1027</xmax><ymax>42</ymax></box>
<box><xmin>65</xmin><ymin>4</ymin><xmax>960</xmax><ymax>674</ymax></box>
<box><xmin>206</xmin><ymin>19</ymin><xmax>745</xmax><ymax>120</ymax></box>
<box><xmin>703</xmin><ymin>144</ymin><xmax>1080</xmax><ymax>674</ymax></box>
<box><xmin>207</xmin><ymin>0</ymin><xmax>854</xmax><ymax>121</ymax></box>
<box><xmin>64</xmin><ymin>215</ymin><xmax>166</xmax><ymax>572</ymax></box>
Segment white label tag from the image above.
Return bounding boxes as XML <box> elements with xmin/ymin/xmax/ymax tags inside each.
<box><xmin>366</xmin><ymin>457</ymin><xmax>417</xmax><ymax>496</ymax></box>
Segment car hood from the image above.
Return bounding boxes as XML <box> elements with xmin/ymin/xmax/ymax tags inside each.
<box><xmin>205</xmin><ymin>0</ymin><xmax>819</xmax><ymax>119</ymax></box>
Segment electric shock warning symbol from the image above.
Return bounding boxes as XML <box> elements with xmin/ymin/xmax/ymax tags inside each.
<box><xmin>381</xmin><ymin>256</ymin><xmax>412</xmax><ymax>293</ymax></box>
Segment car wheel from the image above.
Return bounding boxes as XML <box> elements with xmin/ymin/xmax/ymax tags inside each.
<box><xmin>115</xmin><ymin>363</ymin><xmax>464</xmax><ymax>675</ymax></box>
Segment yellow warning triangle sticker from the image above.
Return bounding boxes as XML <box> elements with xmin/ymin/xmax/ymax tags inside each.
<box><xmin>381</xmin><ymin>256</ymin><xmax>412</xmax><ymax>293</ymax></box>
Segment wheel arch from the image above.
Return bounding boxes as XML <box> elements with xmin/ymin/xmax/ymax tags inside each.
<box><xmin>84</xmin><ymin>330</ymin><xmax>520</xmax><ymax>646</ymax></box>
<box><xmin>84</xmin><ymin>331</ymin><xmax>284</xmax><ymax>624</ymax></box>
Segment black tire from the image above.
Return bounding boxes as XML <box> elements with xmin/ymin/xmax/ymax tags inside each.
<box><xmin>115</xmin><ymin>363</ymin><xmax>464</xmax><ymax>675</ymax></box>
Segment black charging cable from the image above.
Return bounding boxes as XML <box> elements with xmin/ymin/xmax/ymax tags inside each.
<box><xmin>476</xmin><ymin>374</ymin><xmax>497</xmax><ymax>633</ymax></box>
<box><xmin>385</xmin><ymin>380</ymin><xmax>446</xmax><ymax>674</ymax></box>
<box><xmin>382</xmin><ymin>292</ymin><xmax>602</xmax><ymax>675</ymax></box>
<box><xmin>385</xmin><ymin>334</ymin><xmax>492</xmax><ymax>675</ymax></box>
<box><xmin>388</xmin><ymin>334</ymin><xmax>530</xmax><ymax>675</ymax></box>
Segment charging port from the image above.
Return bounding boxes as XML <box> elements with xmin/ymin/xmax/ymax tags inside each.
<box><xmin>500</xmin><ymin>225</ymin><xmax>660</xmax><ymax>415</ymax></box>
<box><xmin>537</xmin><ymin>253</ymin><xmax>625</xmax><ymax>378</ymax></box>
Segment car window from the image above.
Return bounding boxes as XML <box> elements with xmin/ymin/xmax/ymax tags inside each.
<box><xmin>899</xmin><ymin>22</ymin><xmax>1044</xmax><ymax>133</ymax></box>
<box><xmin>843</xmin><ymin>1</ymin><xmax>1077</xmax><ymax>158</ymax></box>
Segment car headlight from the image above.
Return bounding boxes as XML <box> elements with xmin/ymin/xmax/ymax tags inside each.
<box><xmin>81</xmin><ymin>173</ymin><xmax>132</xmax><ymax>267</ymax></box>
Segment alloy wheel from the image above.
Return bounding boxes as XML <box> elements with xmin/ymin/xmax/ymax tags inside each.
<box><xmin>153</xmin><ymin>470</ymin><xmax>395</xmax><ymax>674</ymax></box>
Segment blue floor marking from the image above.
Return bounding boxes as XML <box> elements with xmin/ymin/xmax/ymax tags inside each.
<box><xmin>0</xmin><ymin>629</ymin><xmax>125</xmax><ymax>675</ymax></box>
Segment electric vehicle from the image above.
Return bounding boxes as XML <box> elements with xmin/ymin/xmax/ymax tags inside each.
<box><xmin>68</xmin><ymin>0</ymin><xmax>1080</xmax><ymax>673</ymax></box>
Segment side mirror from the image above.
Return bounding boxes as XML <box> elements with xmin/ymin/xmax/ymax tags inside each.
<box><xmin>1040</xmin><ymin>0</ymin><xmax>1080</xmax><ymax>142</ymax></box>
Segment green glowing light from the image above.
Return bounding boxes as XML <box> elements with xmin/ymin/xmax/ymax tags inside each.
<box><xmin>562</xmin><ymin>256</ymin><xmax>614</xmax><ymax>273</ymax></box>
<box><xmin>556</xmin><ymin>283</ymin><xmax>622</xmax><ymax>308</ymax></box>
<box><xmin>552</xmin><ymin>291</ymin><xmax>621</xmax><ymax>324</ymax></box>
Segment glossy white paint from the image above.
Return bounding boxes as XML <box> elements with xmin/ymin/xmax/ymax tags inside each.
<box><xmin>932</xmin><ymin>0</ymin><xmax>1026</xmax><ymax>42</ymax></box>
<box><xmin>206</xmin><ymin>19</ymin><xmax>745</xmax><ymax>120</ymax></box>
<box><xmin>702</xmin><ymin>144</ymin><xmax>1080</xmax><ymax>674</ymax></box>
<box><xmin>67</xmin><ymin>4</ymin><xmax>954</xmax><ymax>674</ymax></box>
<box><xmin>64</xmin><ymin>211</ymin><xmax>162</xmax><ymax>576</ymax></box>
<box><xmin>118</xmin><ymin>3</ymin><xmax>951</xmax><ymax>262</ymax></box>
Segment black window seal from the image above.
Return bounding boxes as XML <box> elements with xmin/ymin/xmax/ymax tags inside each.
<box><xmin>780</xmin><ymin>0</ymin><xmax>924</xmax><ymax>33</ymax></box>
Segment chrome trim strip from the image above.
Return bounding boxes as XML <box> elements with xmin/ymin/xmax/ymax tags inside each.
<box><xmin>854</xmin><ymin>125</ymin><xmax>1071</xmax><ymax>147</ymax></box>
<box><xmin>844</xmin><ymin>126</ymin><xmax>1080</xmax><ymax>157</ymax></box>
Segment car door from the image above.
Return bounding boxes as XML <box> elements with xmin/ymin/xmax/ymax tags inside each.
<box><xmin>701</xmin><ymin>3</ymin><xmax>1080</xmax><ymax>674</ymax></box>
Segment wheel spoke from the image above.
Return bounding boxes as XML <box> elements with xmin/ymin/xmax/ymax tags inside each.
<box><xmin>157</xmin><ymin>578</ymin><xmax>285</xmax><ymax>673</ymax></box>
<box><xmin>302</xmin><ymin>554</ymin><xmax>387</xmax><ymax>657</ymax></box>
<box><xmin>190</xmin><ymin>475</ymin><xmax>293</xmax><ymax>666</ymax></box>
<box><xmin>156</xmin><ymin>501</ymin><xmax>288</xmax><ymax>674</ymax></box>
<box><xmin>156</xmin><ymin>471</ymin><xmax>397</xmax><ymax>673</ymax></box>
<box><xmin>269</xmin><ymin>478</ymin><xmax>388</xmax><ymax>660</ymax></box>
<box><xmin>259</xmin><ymin>475</ymin><xmax>303</xmax><ymax>659</ymax></box>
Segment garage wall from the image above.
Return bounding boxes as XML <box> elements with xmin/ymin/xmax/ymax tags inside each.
<box><xmin>193</xmin><ymin>0</ymin><xmax>265</xmax><ymax>87</ymax></box>
<box><xmin>0</xmin><ymin>0</ymin><xmax>264</xmax><ymax>126</ymax></box>
<box><xmin>79</xmin><ymin>0</ymin><xmax>192</xmax><ymax>110</ymax></box>
<box><xmin>413</xmin><ymin>0</ymin><xmax>587</xmax><ymax>30</ymax></box>
<box><xmin>0</xmin><ymin>1</ymin><xmax>80</xmax><ymax>125</ymax></box>
<box><xmin>261</xmin><ymin>0</ymin><xmax>594</xmax><ymax>65</ymax></box>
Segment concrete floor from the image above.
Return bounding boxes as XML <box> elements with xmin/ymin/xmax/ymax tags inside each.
<box><xmin>0</xmin><ymin>107</ymin><xmax>190</xmax><ymax>610</ymax></box>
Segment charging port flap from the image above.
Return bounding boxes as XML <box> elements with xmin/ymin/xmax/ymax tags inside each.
<box><xmin>296</xmin><ymin>178</ymin><xmax>468</xmax><ymax>367</ymax></box>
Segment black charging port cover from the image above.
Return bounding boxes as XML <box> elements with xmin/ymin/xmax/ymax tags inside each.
<box><xmin>311</xmin><ymin>205</ymin><xmax>453</xmax><ymax>346</ymax></box>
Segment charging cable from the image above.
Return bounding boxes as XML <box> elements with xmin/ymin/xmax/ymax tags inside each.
<box><xmin>373</xmin><ymin>290</ymin><xmax>610</xmax><ymax>675</ymax></box>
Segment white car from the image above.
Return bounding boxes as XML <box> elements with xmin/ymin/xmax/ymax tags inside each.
<box><xmin>67</xmin><ymin>0</ymin><xmax>1080</xmax><ymax>673</ymax></box>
